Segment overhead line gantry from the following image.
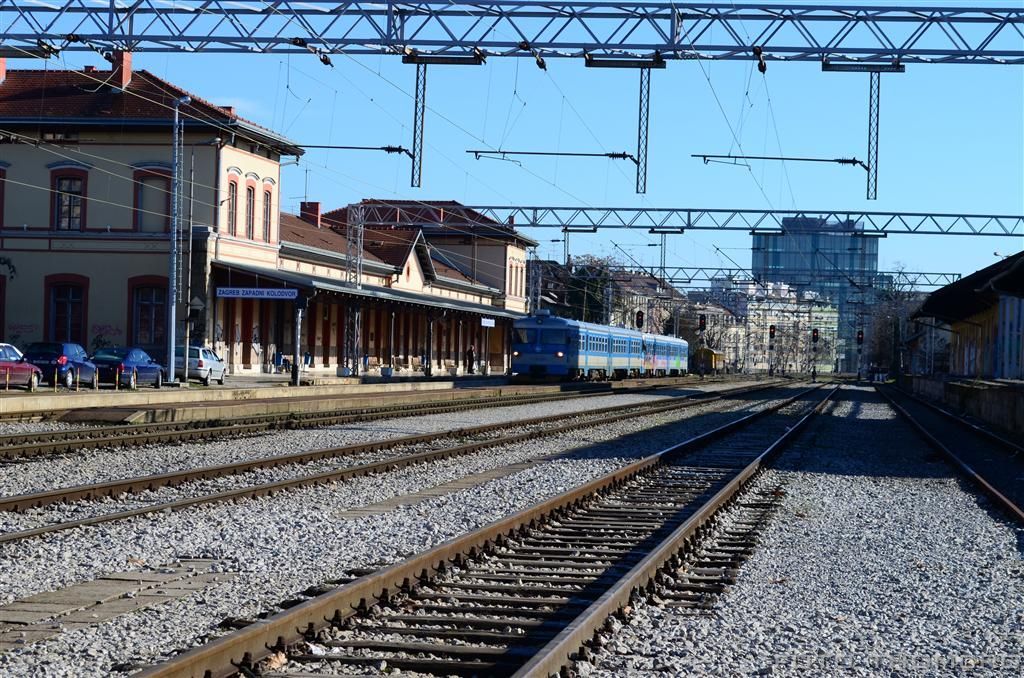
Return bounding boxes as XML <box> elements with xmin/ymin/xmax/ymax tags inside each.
<box><xmin>3</xmin><ymin>2</ymin><xmax>1021</xmax><ymax>193</ymax></box>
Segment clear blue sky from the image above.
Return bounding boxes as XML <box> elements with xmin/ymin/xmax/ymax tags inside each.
<box><xmin>28</xmin><ymin>15</ymin><xmax>1024</xmax><ymax>282</ymax></box>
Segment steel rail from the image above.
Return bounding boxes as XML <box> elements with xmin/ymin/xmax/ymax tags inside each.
<box><xmin>131</xmin><ymin>383</ymin><xmax>830</xmax><ymax>678</ymax></box>
<box><xmin>877</xmin><ymin>386</ymin><xmax>1024</xmax><ymax>524</ymax></box>
<box><xmin>515</xmin><ymin>385</ymin><xmax>836</xmax><ymax>677</ymax></box>
<box><xmin>0</xmin><ymin>381</ymin><xmax>788</xmax><ymax>542</ymax></box>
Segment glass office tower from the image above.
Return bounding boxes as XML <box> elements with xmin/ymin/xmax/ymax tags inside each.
<box><xmin>751</xmin><ymin>217</ymin><xmax>880</xmax><ymax>372</ymax></box>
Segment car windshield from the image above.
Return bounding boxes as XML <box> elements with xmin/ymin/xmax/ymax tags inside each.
<box><xmin>513</xmin><ymin>329</ymin><xmax>536</xmax><ymax>344</ymax></box>
<box><xmin>24</xmin><ymin>342</ymin><xmax>63</xmax><ymax>357</ymax></box>
<box><xmin>93</xmin><ymin>348</ymin><xmax>129</xmax><ymax>360</ymax></box>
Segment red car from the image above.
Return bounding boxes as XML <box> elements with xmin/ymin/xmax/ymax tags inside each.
<box><xmin>0</xmin><ymin>343</ymin><xmax>43</xmax><ymax>392</ymax></box>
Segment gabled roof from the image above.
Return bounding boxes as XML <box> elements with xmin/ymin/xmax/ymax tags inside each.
<box><xmin>323</xmin><ymin>199</ymin><xmax>538</xmax><ymax>247</ymax></box>
<box><xmin>917</xmin><ymin>251</ymin><xmax>1024</xmax><ymax>322</ymax></box>
<box><xmin>0</xmin><ymin>68</ymin><xmax>302</xmax><ymax>155</ymax></box>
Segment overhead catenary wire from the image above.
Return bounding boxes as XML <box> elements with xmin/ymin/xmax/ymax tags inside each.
<box><xmin>2</xmin><ymin>46</ymin><xmax>729</xmax><ymax>303</ymax></box>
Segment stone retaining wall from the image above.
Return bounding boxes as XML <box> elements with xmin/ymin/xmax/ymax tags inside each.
<box><xmin>900</xmin><ymin>375</ymin><xmax>1024</xmax><ymax>435</ymax></box>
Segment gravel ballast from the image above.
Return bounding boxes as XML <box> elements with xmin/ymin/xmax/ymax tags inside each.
<box><xmin>0</xmin><ymin>384</ymin><xmax>798</xmax><ymax>677</ymax></box>
<box><xmin>0</xmin><ymin>382</ymin><xmax>759</xmax><ymax>497</ymax></box>
<box><xmin>591</xmin><ymin>385</ymin><xmax>1024</xmax><ymax>677</ymax></box>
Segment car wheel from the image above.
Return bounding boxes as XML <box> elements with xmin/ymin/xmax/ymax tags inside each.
<box><xmin>28</xmin><ymin>373</ymin><xmax>39</xmax><ymax>393</ymax></box>
<box><xmin>129</xmin><ymin>370</ymin><xmax>138</xmax><ymax>390</ymax></box>
<box><xmin>91</xmin><ymin>370</ymin><xmax>99</xmax><ymax>390</ymax></box>
<box><xmin>201</xmin><ymin>370</ymin><xmax>211</xmax><ymax>386</ymax></box>
<box><xmin>217</xmin><ymin>370</ymin><xmax>225</xmax><ymax>385</ymax></box>
<box><xmin>63</xmin><ymin>370</ymin><xmax>74</xmax><ymax>389</ymax></box>
<box><xmin>154</xmin><ymin>371</ymin><xmax>163</xmax><ymax>389</ymax></box>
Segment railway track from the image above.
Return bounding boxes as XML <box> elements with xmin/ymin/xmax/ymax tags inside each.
<box><xmin>133</xmin><ymin>383</ymin><xmax>836</xmax><ymax>678</ymax></box>
<box><xmin>0</xmin><ymin>381</ymin><xmax>789</xmax><ymax>543</ymax></box>
<box><xmin>879</xmin><ymin>385</ymin><xmax>1024</xmax><ymax>523</ymax></box>
<box><xmin>0</xmin><ymin>384</ymin><xmax>691</xmax><ymax>461</ymax></box>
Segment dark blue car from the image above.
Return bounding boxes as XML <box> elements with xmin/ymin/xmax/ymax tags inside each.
<box><xmin>22</xmin><ymin>342</ymin><xmax>99</xmax><ymax>389</ymax></box>
<box><xmin>91</xmin><ymin>347</ymin><xmax>165</xmax><ymax>389</ymax></box>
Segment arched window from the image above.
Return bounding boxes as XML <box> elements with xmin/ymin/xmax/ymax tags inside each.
<box><xmin>51</xmin><ymin>168</ymin><xmax>88</xmax><ymax>230</ymax></box>
<box><xmin>131</xmin><ymin>285</ymin><xmax>166</xmax><ymax>355</ymax></box>
<box><xmin>245</xmin><ymin>185</ymin><xmax>255</xmax><ymax>239</ymax></box>
<box><xmin>262</xmin><ymin>190</ymin><xmax>272</xmax><ymax>241</ymax></box>
<box><xmin>134</xmin><ymin>169</ymin><xmax>170</xmax><ymax>232</ymax></box>
<box><xmin>226</xmin><ymin>181</ymin><xmax>238</xmax><ymax>235</ymax></box>
<box><xmin>45</xmin><ymin>275</ymin><xmax>89</xmax><ymax>344</ymax></box>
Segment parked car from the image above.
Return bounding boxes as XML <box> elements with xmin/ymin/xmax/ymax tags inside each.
<box><xmin>0</xmin><ymin>343</ymin><xmax>43</xmax><ymax>392</ymax></box>
<box><xmin>22</xmin><ymin>342</ymin><xmax>98</xmax><ymax>389</ymax></box>
<box><xmin>91</xmin><ymin>347</ymin><xmax>165</xmax><ymax>389</ymax></box>
<box><xmin>174</xmin><ymin>346</ymin><xmax>226</xmax><ymax>386</ymax></box>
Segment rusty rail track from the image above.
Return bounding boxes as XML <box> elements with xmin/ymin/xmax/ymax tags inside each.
<box><xmin>0</xmin><ymin>381</ymin><xmax>789</xmax><ymax>544</ymax></box>
<box><xmin>878</xmin><ymin>385</ymin><xmax>1024</xmax><ymax>524</ymax></box>
<box><xmin>132</xmin><ymin>383</ymin><xmax>834</xmax><ymax>678</ymax></box>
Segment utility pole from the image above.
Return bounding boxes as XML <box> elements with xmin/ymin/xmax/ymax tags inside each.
<box><xmin>345</xmin><ymin>204</ymin><xmax>365</xmax><ymax>375</ymax></box>
<box><xmin>167</xmin><ymin>95</ymin><xmax>190</xmax><ymax>382</ymax></box>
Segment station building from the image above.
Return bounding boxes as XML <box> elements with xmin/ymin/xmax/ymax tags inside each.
<box><xmin>917</xmin><ymin>251</ymin><xmax>1024</xmax><ymax>380</ymax></box>
<box><xmin>0</xmin><ymin>57</ymin><xmax>533</xmax><ymax>377</ymax></box>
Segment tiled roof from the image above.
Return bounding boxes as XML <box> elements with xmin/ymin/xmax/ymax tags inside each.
<box><xmin>322</xmin><ymin>200</ymin><xmax>537</xmax><ymax>246</ymax></box>
<box><xmin>279</xmin><ymin>213</ymin><xmax>385</xmax><ymax>264</ymax></box>
<box><xmin>430</xmin><ymin>254</ymin><xmax>475</xmax><ymax>284</ymax></box>
<box><xmin>0</xmin><ymin>68</ymin><xmax>300</xmax><ymax>152</ymax></box>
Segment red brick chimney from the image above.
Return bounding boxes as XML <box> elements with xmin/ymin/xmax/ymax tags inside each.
<box><xmin>300</xmin><ymin>201</ymin><xmax>321</xmax><ymax>228</ymax></box>
<box><xmin>83</xmin><ymin>65</ymin><xmax>96</xmax><ymax>73</ymax></box>
<box><xmin>221</xmin><ymin>106</ymin><xmax>235</xmax><ymax>117</ymax></box>
<box><xmin>0</xmin><ymin>58</ymin><xmax>6</xmax><ymax>86</ymax></box>
<box><xmin>112</xmin><ymin>50</ymin><xmax>132</xmax><ymax>89</ymax></box>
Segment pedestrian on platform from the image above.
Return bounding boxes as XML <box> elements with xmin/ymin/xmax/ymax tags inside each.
<box><xmin>467</xmin><ymin>344</ymin><xmax>476</xmax><ymax>374</ymax></box>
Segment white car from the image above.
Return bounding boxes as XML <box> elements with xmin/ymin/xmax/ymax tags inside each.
<box><xmin>174</xmin><ymin>346</ymin><xmax>227</xmax><ymax>386</ymax></box>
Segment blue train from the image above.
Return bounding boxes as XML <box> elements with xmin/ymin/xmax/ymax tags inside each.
<box><xmin>512</xmin><ymin>311</ymin><xmax>689</xmax><ymax>380</ymax></box>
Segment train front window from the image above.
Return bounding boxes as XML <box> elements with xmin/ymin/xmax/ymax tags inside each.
<box><xmin>514</xmin><ymin>328</ymin><xmax>536</xmax><ymax>344</ymax></box>
<box><xmin>541</xmin><ymin>330</ymin><xmax>567</xmax><ymax>345</ymax></box>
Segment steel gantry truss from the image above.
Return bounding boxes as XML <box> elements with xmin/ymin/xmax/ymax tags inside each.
<box><xmin>614</xmin><ymin>266</ymin><xmax>961</xmax><ymax>289</ymax></box>
<box><xmin>4</xmin><ymin>2</ymin><xmax>1022</xmax><ymax>64</ymax></box>
<box><xmin>4</xmin><ymin>2</ymin><xmax>1021</xmax><ymax>192</ymax></box>
<box><xmin>460</xmin><ymin>207</ymin><xmax>1024</xmax><ymax>236</ymax></box>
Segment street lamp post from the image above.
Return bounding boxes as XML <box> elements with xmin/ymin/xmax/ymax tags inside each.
<box><xmin>167</xmin><ymin>95</ymin><xmax>191</xmax><ymax>382</ymax></box>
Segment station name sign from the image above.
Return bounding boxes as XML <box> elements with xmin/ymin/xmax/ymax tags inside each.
<box><xmin>217</xmin><ymin>287</ymin><xmax>299</xmax><ymax>300</ymax></box>
<box><xmin>480</xmin><ymin>317</ymin><xmax>496</xmax><ymax>328</ymax></box>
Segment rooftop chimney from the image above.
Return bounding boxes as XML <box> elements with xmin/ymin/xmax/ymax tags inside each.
<box><xmin>221</xmin><ymin>106</ymin><xmax>236</xmax><ymax>117</ymax></box>
<box><xmin>83</xmin><ymin>65</ymin><xmax>96</xmax><ymax>73</ymax></box>
<box><xmin>0</xmin><ymin>58</ymin><xmax>5</xmax><ymax>86</ymax></box>
<box><xmin>300</xmin><ymin>201</ymin><xmax>322</xmax><ymax>229</ymax></box>
<box><xmin>112</xmin><ymin>50</ymin><xmax>132</xmax><ymax>89</ymax></box>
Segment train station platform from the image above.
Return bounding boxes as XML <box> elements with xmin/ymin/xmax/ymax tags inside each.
<box><xmin>0</xmin><ymin>376</ymin><xmax>623</xmax><ymax>424</ymax></box>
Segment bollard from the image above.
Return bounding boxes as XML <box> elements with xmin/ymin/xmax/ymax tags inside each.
<box><xmin>54</xmin><ymin>368</ymin><xmax>58</xmax><ymax>392</ymax></box>
<box><xmin>115</xmin><ymin>368</ymin><xmax>119</xmax><ymax>391</ymax></box>
<box><xmin>76</xmin><ymin>368</ymin><xmax>80</xmax><ymax>392</ymax></box>
<box><xmin>5</xmin><ymin>368</ymin><xmax>8</xmax><ymax>391</ymax></box>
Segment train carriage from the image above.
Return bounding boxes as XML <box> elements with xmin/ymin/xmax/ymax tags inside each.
<box><xmin>512</xmin><ymin>312</ymin><xmax>688</xmax><ymax>380</ymax></box>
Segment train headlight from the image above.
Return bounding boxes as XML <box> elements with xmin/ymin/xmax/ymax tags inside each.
<box><xmin>512</xmin><ymin>350</ymin><xmax>520</xmax><ymax>357</ymax></box>
<box><xmin>555</xmin><ymin>351</ymin><xmax>565</xmax><ymax>358</ymax></box>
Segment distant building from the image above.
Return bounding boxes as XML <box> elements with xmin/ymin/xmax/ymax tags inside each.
<box><xmin>752</xmin><ymin>217</ymin><xmax>880</xmax><ymax>372</ymax></box>
<box><xmin>916</xmin><ymin>252</ymin><xmax>1024</xmax><ymax>380</ymax></box>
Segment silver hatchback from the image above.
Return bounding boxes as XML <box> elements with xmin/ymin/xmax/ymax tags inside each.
<box><xmin>174</xmin><ymin>346</ymin><xmax>227</xmax><ymax>386</ymax></box>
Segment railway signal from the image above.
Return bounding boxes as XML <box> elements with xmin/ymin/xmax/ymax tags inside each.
<box><xmin>812</xmin><ymin>328</ymin><xmax>820</xmax><ymax>343</ymax></box>
<box><xmin>698</xmin><ymin>314</ymin><xmax>707</xmax><ymax>332</ymax></box>
<box><xmin>769</xmin><ymin>324</ymin><xmax>776</xmax><ymax>340</ymax></box>
<box><xmin>857</xmin><ymin>329</ymin><xmax>864</xmax><ymax>345</ymax></box>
